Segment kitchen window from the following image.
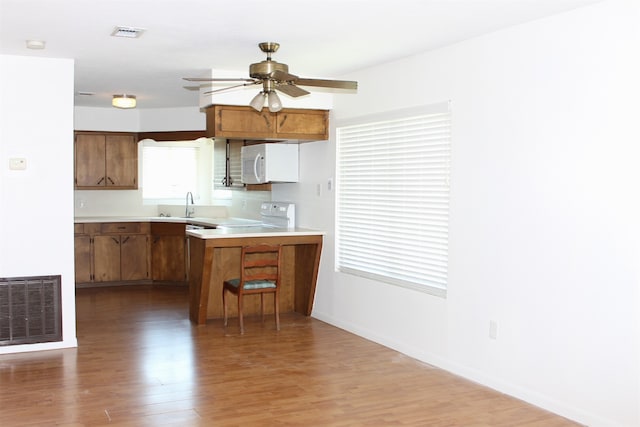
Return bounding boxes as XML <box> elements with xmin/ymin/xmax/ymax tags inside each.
<box><xmin>335</xmin><ymin>102</ymin><xmax>451</xmax><ymax>297</ymax></box>
<box><xmin>141</xmin><ymin>138</ymin><xmax>224</xmax><ymax>204</ymax></box>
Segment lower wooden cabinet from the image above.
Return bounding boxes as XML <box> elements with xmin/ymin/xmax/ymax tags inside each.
<box><xmin>74</xmin><ymin>221</ymin><xmax>186</xmax><ymax>286</ymax></box>
<box><xmin>151</xmin><ymin>223</ymin><xmax>186</xmax><ymax>282</ymax></box>
<box><xmin>74</xmin><ymin>234</ymin><xmax>92</xmax><ymax>283</ymax></box>
<box><xmin>75</xmin><ymin>222</ymin><xmax>151</xmax><ymax>285</ymax></box>
<box><xmin>93</xmin><ymin>234</ymin><xmax>149</xmax><ymax>282</ymax></box>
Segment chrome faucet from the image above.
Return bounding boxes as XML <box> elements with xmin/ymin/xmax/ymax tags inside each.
<box><xmin>185</xmin><ymin>191</ymin><xmax>195</xmax><ymax>218</ymax></box>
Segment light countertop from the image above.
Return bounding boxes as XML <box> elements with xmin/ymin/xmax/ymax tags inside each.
<box><xmin>74</xmin><ymin>216</ymin><xmax>261</xmax><ymax>228</ymax></box>
<box><xmin>186</xmin><ymin>227</ymin><xmax>324</xmax><ymax>239</ymax></box>
<box><xmin>74</xmin><ymin>216</ymin><xmax>324</xmax><ymax>238</ymax></box>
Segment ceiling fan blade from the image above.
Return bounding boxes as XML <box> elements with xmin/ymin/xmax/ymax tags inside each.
<box><xmin>270</xmin><ymin>69</ymin><xmax>299</xmax><ymax>82</ymax></box>
<box><xmin>276</xmin><ymin>83</ymin><xmax>310</xmax><ymax>98</ymax></box>
<box><xmin>294</xmin><ymin>78</ymin><xmax>358</xmax><ymax>90</ymax></box>
<box><xmin>183</xmin><ymin>77</ymin><xmax>256</xmax><ymax>82</ymax></box>
<box><xmin>203</xmin><ymin>81</ymin><xmax>261</xmax><ymax>95</ymax></box>
<box><xmin>183</xmin><ymin>83</ymin><xmax>214</xmax><ymax>91</ymax></box>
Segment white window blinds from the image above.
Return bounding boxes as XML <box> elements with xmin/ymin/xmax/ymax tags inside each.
<box><xmin>336</xmin><ymin>103</ymin><xmax>451</xmax><ymax>296</ymax></box>
<box><xmin>213</xmin><ymin>139</ymin><xmax>243</xmax><ymax>188</ymax></box>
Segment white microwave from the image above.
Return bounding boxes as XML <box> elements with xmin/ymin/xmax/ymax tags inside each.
<box><xmin>241</xmin><ymin>143</ymin><xmax>299</xmax><ymax>184</ymax></box>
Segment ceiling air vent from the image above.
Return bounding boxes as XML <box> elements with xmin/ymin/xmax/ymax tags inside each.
<box><xmin>111</xmin><ymin>26</ymin><xmax>145</xmax><ymax>38</ymax></box>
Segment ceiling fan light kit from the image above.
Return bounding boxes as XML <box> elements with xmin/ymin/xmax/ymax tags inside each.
<box><xmin>249</xmin><ymin>92</ymin><xmax>266</xmax><ymax>111</ymax></box>
<box><xmin>112</xmin><ymin>94</ymin><xmax>136</xmax><ymax>109</ymax></box>
<box><xmin>267</xmin><ymin>91</ymin><xmax>282</xmax><ymax>112</ymax></box>
<box><xmin>185</xmin><ymin>42</ymin><xmax>357</xmax><ymax>111</ymax></box>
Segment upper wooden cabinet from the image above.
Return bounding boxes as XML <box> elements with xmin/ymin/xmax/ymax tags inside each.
<box><xmin>205</xmin><ymin>105</ymin><xmax>329</xmax><ymax>141</ymax></box>
<box><xmin>75</xmin><ymin>132</ymin><xmax>138</xmax><ymax>189</ymax></box>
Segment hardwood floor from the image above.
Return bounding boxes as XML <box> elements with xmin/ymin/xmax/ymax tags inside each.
<box><xmin>0</xmin><ymin>285</ymin><xmax>581</xmax><ymax>426</ymax></box>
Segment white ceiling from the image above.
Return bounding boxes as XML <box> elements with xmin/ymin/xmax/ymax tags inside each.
<box><xmin>0</xmin><ymin>0</ymin><xmax>601</xmax><ymax>109</ymax></box>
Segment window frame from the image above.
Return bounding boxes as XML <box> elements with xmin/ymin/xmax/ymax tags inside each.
<box><xmin>140</xmin><ymin>138</ymin><xmax>215</xmax><ymax>205</ymax></box>
<box><xmin>335</xmin><ymin>102</ymin><xmax>452</xmax><ymax>297</ymax></box>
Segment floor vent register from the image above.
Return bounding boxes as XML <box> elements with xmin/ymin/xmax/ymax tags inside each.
<box><xmin>0</xmin><ymin>275</ymin><xmax>62</xmax><ymax>346</ymax></box>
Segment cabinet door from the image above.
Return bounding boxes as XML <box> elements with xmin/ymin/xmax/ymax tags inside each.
<box><xmin>208</xmin><ymin>105</ymin><xmax>274</xmax><ymax>139</ymax></box>
<box><xmin>151</xmin><ymin>235</ymin><xmax>186</xmax><ymax>282</ymax></box>
<box><xmin>93</xmin><ymin>235</ymin><xmax>121</xmax><ymax>282</ymax></box>
<box><xmin>121</xmin><ymin>235</ymin><xmax>149</xmax><ymax>280</ymax></box>
<box><xmin>75</xmin><ymin>134</ymin><xmax>106</xmax><ymax>187</ymax></box>
<box><xmin>276</xmin><ymin>109</ymin><xmax>329</xmax><ymax>140</ymax></box>
<box><xmin>74</xmin><ymin>235</ymin><xmax>92</xmax><ymax>283</ymax></box>
<box><xmin>105</xmin><ymin>135</ymin><xmax>137</xmax><ymax>188</ymax></box>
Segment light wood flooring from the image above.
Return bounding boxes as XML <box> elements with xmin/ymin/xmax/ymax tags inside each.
<box><xmin>0</xmin><ymin>285</ymin><xmax>581</xmax><ymax>426</ymax></box>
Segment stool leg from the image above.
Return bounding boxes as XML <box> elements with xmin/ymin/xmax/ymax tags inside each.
<box><xmin>274</xmin><ymin>290</ymin><xmax>280</xmax><ymax>331</ymax></box>
<box><xmin>238</xmin><ymin>294</ymin><xmax>244</xmax><ymax>334</ymax></box>
<box><xmin>222</xmin><ymin>287</ymin><xmax>228</xmax><ymax>327</ymax></box>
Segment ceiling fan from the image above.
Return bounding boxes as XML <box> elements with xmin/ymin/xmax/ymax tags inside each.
<box><xmin>183</xmin><ymin>42</ymin><xmax>357</xmax><ymax>112</ymax></box>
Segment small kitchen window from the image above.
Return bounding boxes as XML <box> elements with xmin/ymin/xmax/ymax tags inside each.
<box><xmin>141</xmin><ymin>138</ymin><xmax>223</xmax><ymax>204</ymax></box>
<box><xmin>335</xmin><ymin>102</ymin><xmax>451</xmax><ymax>297</ymax></box>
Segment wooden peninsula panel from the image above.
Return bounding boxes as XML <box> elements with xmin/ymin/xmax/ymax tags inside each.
<box><xmin>188</xmin><ymin>233</ymin><xmax>323</xmax><ymax>325</ymax></box>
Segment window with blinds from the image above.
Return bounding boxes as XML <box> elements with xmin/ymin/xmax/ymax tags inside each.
<box><xmin>336</xmin><ymin>102</ymin><xmax>451</xmax><ymax>297</ymax></box>
<box><xmin>213</xmin><ymin>139</ymin><xmax>244</xmax><ymax>188</ymax></box>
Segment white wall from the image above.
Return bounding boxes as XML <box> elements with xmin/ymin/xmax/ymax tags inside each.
<box><xmin>277</xmin><ymin>1</ymin><xmax>640</xmax><ymax>426</ymax></box>
<box><xmin>0</xmin><ymin>55</ymin><xmax>77</xmax><ymax>353</ymax></box>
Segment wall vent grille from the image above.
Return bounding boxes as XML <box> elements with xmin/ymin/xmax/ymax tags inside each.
<box><xmin>0</xmin><ymin>275</ymin><xmax>62</xmax><ymax>346</ymax></box>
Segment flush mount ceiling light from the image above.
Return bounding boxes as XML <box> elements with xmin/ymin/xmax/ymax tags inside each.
<box><xmin>112</xmin><ymin>94</ymin><xmax>136</xmax><ymax>109</ymax></box>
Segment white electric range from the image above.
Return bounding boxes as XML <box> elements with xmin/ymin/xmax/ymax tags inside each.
<box><xmin>217</xmin><ymin>202</ymin><xmax>295</xmax><ymax>230</ymax></box>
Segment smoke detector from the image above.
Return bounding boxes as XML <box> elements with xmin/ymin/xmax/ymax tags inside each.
<box><xmin>111</xmin><ymin>26</ymin><xmax>145</xmax><ymax>38</ymax></box>
<box><xmin>26</xmin><ymin>40</ymin><xmax>46</xmax><ymax>49</ymax></box>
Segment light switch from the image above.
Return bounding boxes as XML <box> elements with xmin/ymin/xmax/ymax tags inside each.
<box><xmin>9</xmin><ymin>158</ymin><xmax>27</xmax><ymax>170</ymax></box>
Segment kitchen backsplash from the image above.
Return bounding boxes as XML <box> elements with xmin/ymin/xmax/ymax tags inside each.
<box><xmin>74</xmin><ymin>189</ymin><xmax>270</xmax><ymax>220</ymax></box>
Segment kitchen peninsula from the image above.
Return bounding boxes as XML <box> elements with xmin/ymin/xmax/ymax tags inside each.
<box><xmin>186</xmin><ymin>227</ymin><xmax>323</xmax><ymax>325</ymax></box>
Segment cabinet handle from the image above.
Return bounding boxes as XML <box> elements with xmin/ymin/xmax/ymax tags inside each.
<box><xmin>122</xmin><ymin>236</ymin><xmax>130</xmax><ymax>244</ymax></box>
<box><xmin>279</xmin><ymin>114</ymin><xmax>288</xmax><ymax>128</ymax></box>
<box><xmin>111</xmin><ymin>237</ymin><xmax>119</xmax><ymax>245</ymax></box>
<box><xmin>97</xmin><ymin>177</ymin><xmax>105</xmax><ymax>185</ymax></box>
<box><xmin>107</xmin><ymin>176</ymin><xmax>115</xmax><ymax>185</ymax></box>
<box><xmin>262</xmin><ymin>114</ymin><xmax>271</xmax><ymax>127</ymax></box>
